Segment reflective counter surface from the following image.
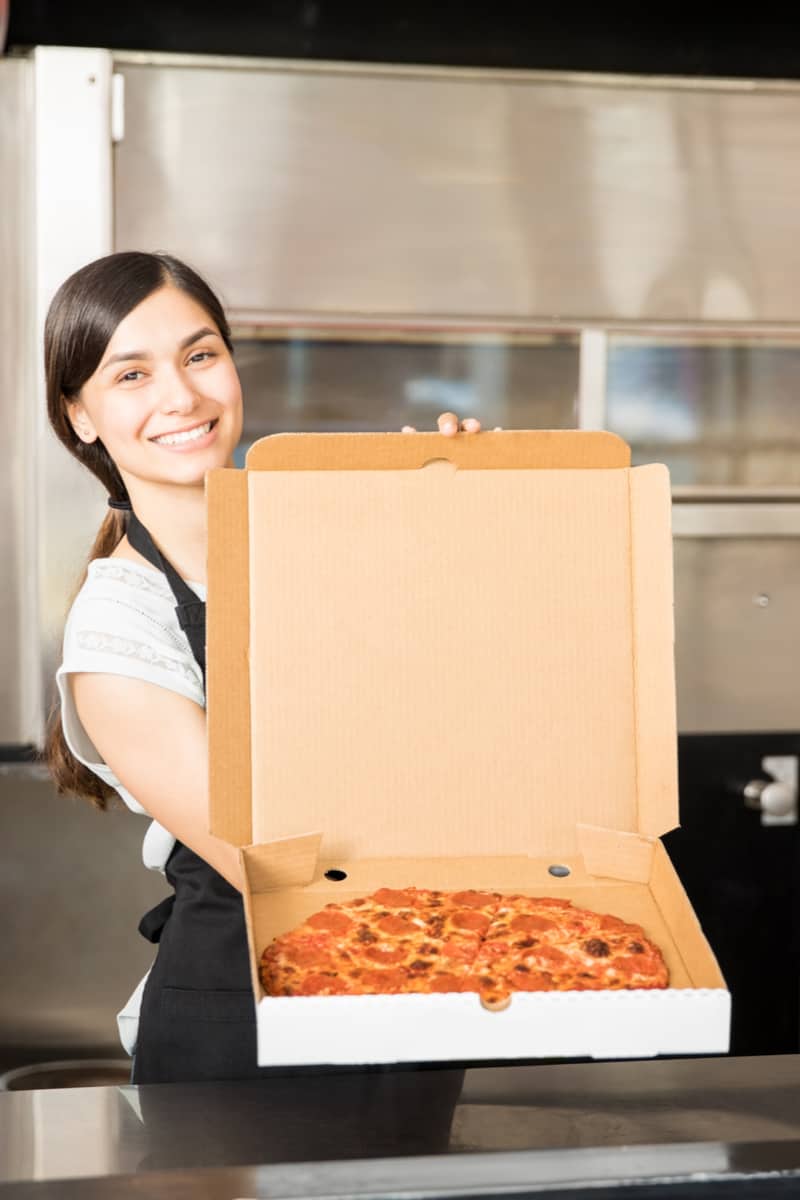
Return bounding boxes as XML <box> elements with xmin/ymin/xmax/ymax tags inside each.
<box><xmin>4</xmin><ymin>1055</ymin><xmax>800</xmax><ymax>1197</ymax></box>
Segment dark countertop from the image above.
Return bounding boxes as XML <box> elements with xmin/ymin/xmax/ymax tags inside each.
<box><xmin>4</xmin><ymin>1055</ymin><xmax>800</xmax><ymax>1196</ymax></box>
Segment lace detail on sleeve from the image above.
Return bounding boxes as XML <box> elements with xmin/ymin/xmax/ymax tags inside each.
<box><xmin>91</xmin><ymin>560</ymin><xmax>173</xmax><ymax>597</ymax></box>
<box><xmin>76</xmin><ymin>630</ymin><xmax>199</xmax><ymax>686</ymax></box>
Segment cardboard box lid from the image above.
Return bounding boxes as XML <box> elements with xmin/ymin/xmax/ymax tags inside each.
<box><xmin>207</xmin><ymin>431</ymin><xmax>678</xmax><ymax>858</ymax></box>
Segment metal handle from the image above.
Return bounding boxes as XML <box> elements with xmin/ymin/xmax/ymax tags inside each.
<box><xmin>743</xmin><ymin>757</ymin><xmax>798</xmax><ymax>826</ymax></box>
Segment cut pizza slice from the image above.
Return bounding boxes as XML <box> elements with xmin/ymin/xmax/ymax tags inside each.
<box><xmin>464</xmin><ymin>894</ymin><xmax>669</xmax><ymax>1004</ymax></box>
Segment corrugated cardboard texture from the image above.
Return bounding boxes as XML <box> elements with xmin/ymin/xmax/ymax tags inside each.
<box><xmin>206</xmin><ymin>469</ymin><xmax>252</xmax><ymax>845</ymax></box>
<box><xmin>240</xmin><ymin>832</ymin><xmax>322</xmax><ymax>891</ymax></box>
<box><xmin>577</xmin><ymin>824</ymin><xmax>656</xmax><ymax>883</ymax></box>
<box><xmin>245</xmin><ymin>464</ymin><xmax>677</xmax><ymax>856</ymax></box>
<box><xmin>246</xmin><ymin>430</ymin><xmax>631</xmax><ymax>472</ymax></box>
<box><xmin>629</xmin><ymin>466</ymin><xmax>679</xmax><ymax>836</ymax></box>
<box><xmin>209</xmin><ymin>431</ymin><xmax>630</xmax><ymax>841</ymax></box>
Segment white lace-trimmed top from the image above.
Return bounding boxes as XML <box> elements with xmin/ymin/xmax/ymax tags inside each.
<box><xmin>56</xmin><ymin>557</ymin><xmax>206</xmax><ymax>1055</ymax></box>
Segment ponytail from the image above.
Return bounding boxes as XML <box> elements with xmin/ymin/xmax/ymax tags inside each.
<box><xmin>44</xmin><ymin>509</ymin><xmax>128</xmax><ymax>809</ymax></box>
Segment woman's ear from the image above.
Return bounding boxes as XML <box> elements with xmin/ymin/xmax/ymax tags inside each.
<box><xmin>66</xmin><ymin>398</ymin><xmax>98</xmax><ymax>444</ymax></box>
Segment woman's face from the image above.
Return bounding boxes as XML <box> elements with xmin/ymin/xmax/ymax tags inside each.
<box><xmin>67</xmin><ymin>284</ymin><xmax>243</xmax><ymax>490</ymax></box>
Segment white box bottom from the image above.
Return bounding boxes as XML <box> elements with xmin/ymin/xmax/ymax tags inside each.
<box><xmin>256</xmin><ymin>988</ymin><xmax>731</xmax><ymax>1067</ymax></box>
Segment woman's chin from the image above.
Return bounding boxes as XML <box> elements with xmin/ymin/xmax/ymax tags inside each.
<box><xmin>142</xmin><ymin>445</ymin><xmax>238</xmax><ymax>486</ymax></box>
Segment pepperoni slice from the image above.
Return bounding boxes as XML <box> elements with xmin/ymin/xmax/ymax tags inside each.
<box><xmin>365</xmin><ymin>946</ymin><xmax>407</xmax><ymax>965</ymax></box>
<box><xmin>509</xmin><ymin>969</ymin><xmax>554</xmax><ymax>992</ymax></box>
<box><xmin>296</xmin><ymin>972</ymin><xmax>344</xmax><ymax>995</ymax></box>
<box><xmin>372</xmin><ymin>888</ymin><xmax>418</xmax><ymax>908</ymax></box>
<box><xmin>428</xmin><ymin>972</ymin><xmax>466</xmax><ymax>993</ymax></box>
<box><xmin>599</xmin><ymin>914</ymin><xmax>629</xmax><ymax>932</ymax></box>
<box><xmin>451</xmin><ymin>910</ymin><xmax>491</xmax><ymax>933</ymax></box>
<box><xmin>534</xmin><ymin>944</ymin><xmax>569</xmax><ymax>966</ymax></box>
<box><xmin>510</xmin><ymin>914</ymin><xmax>556</xmax><ymax>933</ymax></box>
<box><xmin>307</xmin><ymin>910</ymin><xmax>353</xmax><ymax>934</ymax></box>
<box><xmin>377</xmin><ymin>915</ymin><xmax>416</xmax><ymax>936</ymax></box>
<box><xmin>477</xmin><ymin>940</ymin><xmax>510</xmax><ymax>960</ymax></box>
<box><xmin>449</xmin><ymin>891</ymin><xmax>497</xmax><ymax>908</ymax></box>
<box><xmin>283</xmin><ymin>942</ymin><xmax>335</xmax><ymax>968</ymax></box>
<box><xmin>359</xmin><ymin>968</ymin><xmax>406</xmax><ymax>991</ymax></box>
<box><xmin>439</xmin><ymin>940</ymin><xmax>477</xmax><ymax>964</ymax></box>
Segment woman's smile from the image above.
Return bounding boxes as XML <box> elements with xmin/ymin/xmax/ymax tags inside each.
<box><xmin>149</xmin><ymin>417</ymin><xmax>220</xmax><ymax>450</ymax></box>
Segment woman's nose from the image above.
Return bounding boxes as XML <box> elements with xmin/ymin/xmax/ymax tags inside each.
<box><xmin>157</xmin><ymin>368</ymin><xmax>198</xmax><ymax>414</ymax></box>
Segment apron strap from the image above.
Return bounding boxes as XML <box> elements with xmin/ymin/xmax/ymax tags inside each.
<box><xmin>137</xmin><ymin>893</ymin><xmax>176</xmax><ymax>944</ymax></box>
<box><xmin>110</xmin><ymin>499</ymin><xmax>210</xmax><ymax>947</ymax></box>
<box><xmin>111</xmin><ymin>500</ymin><xmax>206</xmax><ymax>681</ymax></box>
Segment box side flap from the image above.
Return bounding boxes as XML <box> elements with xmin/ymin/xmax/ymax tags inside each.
<box><xmin>649</xmin><ymin>842</ymin><xmax>727</xmax><ymax>989</ymax></box>
<box><xmin>247</xmin><ymin>464</ymin><xmax>647</xmax><ymax>857</ymax></box>
<box><xmin>242</xmin><ymin>832</ymin><xmax>322</xmax><ymax>891</ymax></box>
<box><xmin>241</xmin><ymin>834</ymin><xmax>323</xmax><ymax>1003</ymax></box>
<box><xmin>577</xmin><ymin>824</ymin><xmax>655</xmax><ymax>884</ymax></box>
<box><xmin>246</xmin><ymin>430</ymin><xmax>631</xmax><ymax>471</ymax></box>
<box><xmin>206</xmin><ymin>468</ymin><xmax>252</xmax><ymax>845</ymax></box>
<box><xmin>629</xmin><ymin>465</ymin><xmax>679</xmax><ymax>837</ymax></box>
<box><xmin>239</xmin><ymin>849</ymin><xmax>263</xmax><ymax>1002</ymax></box>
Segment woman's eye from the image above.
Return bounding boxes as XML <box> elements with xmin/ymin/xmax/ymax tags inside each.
<box><xmin>119</xmin><ymin>370</ymin><xmax>144</xmax><ymax>383</ymax></box>
<box><xmin>188</xmin><ymin>350</ymin><xmax>215</xmax><ymax>365</ymax></box>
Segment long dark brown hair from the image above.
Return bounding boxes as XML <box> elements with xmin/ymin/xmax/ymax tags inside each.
<box><xmin>44</xmin><ymin>251</ymin><xmax>233</xmax><ymax>809</ymax></box>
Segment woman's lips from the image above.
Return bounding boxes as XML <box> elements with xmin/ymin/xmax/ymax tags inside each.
<box><xmin>150</xmin><ymin>418</ymin><xmax>219</xmax><ymax>452</ymax></box>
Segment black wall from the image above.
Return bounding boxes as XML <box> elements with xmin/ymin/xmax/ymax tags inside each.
<box><xmin>666</xmin><ymin>734</ymin><xmax>800</xmax><ymax>1058</ymax></box>
<box><xmin>5</xmin><ymin>4</ymin><xmax>800</xmax><ymax>81</ymax></box>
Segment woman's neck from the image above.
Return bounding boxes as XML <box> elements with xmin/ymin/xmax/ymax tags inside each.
<box><xmin>118</xmin><ymin>479</ymin><xmax>208</xmax><ymax>585</ymax></box>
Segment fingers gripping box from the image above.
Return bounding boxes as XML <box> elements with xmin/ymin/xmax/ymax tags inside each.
<box><xmin>206</xmin><ymin>431</ymin><xmax>729</xmax><ymax>1067</ymax></box>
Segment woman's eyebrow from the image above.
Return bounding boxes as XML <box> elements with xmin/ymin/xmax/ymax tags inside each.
<box><xmin>100</xmin><ymin>327</ymin><xmax>219</xmax><ymax>372</ymax></box>
<box><xmin>101</xmin><ymin>348</ymin><xmax>150</xmax><ymax>370</ymax></box>
<box><xmin>179</xmin><ymin>326</ymin><xmax>219</xmax><ymax>350</ymax></box>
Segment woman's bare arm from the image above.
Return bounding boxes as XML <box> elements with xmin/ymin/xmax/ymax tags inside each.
<box><xmin>70</xmin><ymin>672</ymin><xmax>242</xmax><ymax>890</ymax></box>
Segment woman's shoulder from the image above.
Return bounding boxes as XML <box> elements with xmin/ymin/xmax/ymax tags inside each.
<box><xmin>72</xmin><ymin>556</ymin><xmax>205</xmax><ymax>613</ymax></box>
<box><xmin>83</xmin><ymin>556</ymin><xmax>176</xmax><ymax>601</ymax></box>
<box><xmin>63</xmin><ymin>559</ymin><xmax>200</xmax><ymax>675</ymax></box>
<box><xmin>60</xmin><ymin>557</ymin><xmax>205</xmax><ymax>706</ymax></box>
<box><xmin>65</xmin><ymin>558</ymin><xmax>179</xmax><ymax>637</ymax></box>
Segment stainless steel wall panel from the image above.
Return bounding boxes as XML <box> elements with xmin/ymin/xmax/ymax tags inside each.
<box><xmin>0</xmin><ymin>59</ymin><xmax>37</xmax><ymax>747</ymax></box>
<box><xmin>0</xmin><ymin>771</ymin><xmax>165</xmax><ymax>1062</ymax></box>
<box><xmin>674</xmin><ymin>532</ymin><xmax>800</xmax><ymax>733</ymax></box>
<box><xmin>33</xmin><ymin>48</ymin><xmax>115</xmax><ymax>721</ymax></box>
<box><xmin>114</xmin><ymin>59</ymin><xmax>800</xmax><ymax>325</ymax></box>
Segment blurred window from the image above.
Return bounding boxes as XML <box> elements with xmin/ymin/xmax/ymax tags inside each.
<box><xmin>232</xmin><ymin>329</ymin><xmax>579</xmax><ymax>460</ymax></box>
<box><xmin>607</xmin><ymin>337</ymin><xmax>800</xmax><ymax>488</ymax></box>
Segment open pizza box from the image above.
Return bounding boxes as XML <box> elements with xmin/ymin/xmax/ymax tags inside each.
<box><xmin>206</xmin><ymin>430</ymin><xmax>730</xmax><ymax>1067</ymax></box>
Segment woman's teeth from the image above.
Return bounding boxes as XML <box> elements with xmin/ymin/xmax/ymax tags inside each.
<box><xmin>153</xmin><ymin>421</ymin><xmax>213</xmax><ymax>446</ymax></box>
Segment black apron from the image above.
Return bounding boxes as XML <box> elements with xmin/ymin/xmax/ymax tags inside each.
<box><xmin>121</xmin><ymin>509</ymin><xmax>270</xmax><ymax>1084</ymax></box>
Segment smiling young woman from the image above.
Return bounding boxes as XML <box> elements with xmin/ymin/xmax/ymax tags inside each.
<box><xmin>44</xmin><ymin>250</ymin><xmax>484</xmax><ymax>1084</ymax></box>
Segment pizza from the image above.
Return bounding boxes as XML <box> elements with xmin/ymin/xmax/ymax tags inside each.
<box><xmin>259</xmin><ymin>888</ymin><xmax>669</xmax><ymax>1005</ymax></box>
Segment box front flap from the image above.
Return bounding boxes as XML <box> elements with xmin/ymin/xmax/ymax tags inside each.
<box><xmin>208</xmin><ymin>432</ymin><xmax>677</xmax><ymax>855</ymax></box>
<box><xmin>246</xmin><ymin>429</ymin><xmax>630</xmax><ymax>471</ymax></box>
